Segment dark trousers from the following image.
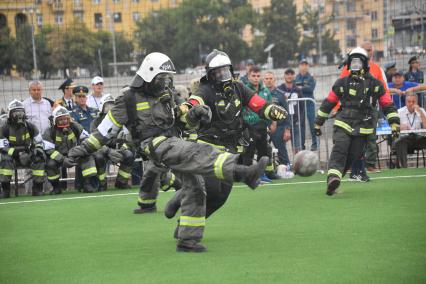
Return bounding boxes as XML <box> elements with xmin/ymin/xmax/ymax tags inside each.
<box><xmin>242</xmin><ymin>126</ymin><xmax>268</xmax><ymax>166</ymax></box>
<box><xmin>395</xmin><ymin>134</ymin><xmax>426</xmax><ymax>168</ymax></box>
<box><xmin>204</xmin><ymin>177</ymin><xmax>233</xmax><ymax>218</ymax></box>
<box><xmin>328</xmin><ymin>127</ymin><xmax>367</xmax><ymax>179</ymax></box>
<box><xmin>270</xmin><ymin>125</ymin><xmax>290</xmax><ymax>165</ymax></box>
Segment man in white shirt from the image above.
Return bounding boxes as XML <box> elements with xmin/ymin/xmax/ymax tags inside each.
<box><xmin>23</xmin><ymin>81</ymin><xmax>52</xmax><ymax>135</ymax></box>
<box><xmin>87</xmin><ymin>76</ymin><xmax>105</xmax><ymax>109</ymax></box>
<box><xmin>395</xmin><ymin>93</ymin><xmax>426</xmax><ymax>168</ymax></box>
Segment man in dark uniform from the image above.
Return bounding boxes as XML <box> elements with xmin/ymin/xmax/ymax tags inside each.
<box><xmin>54</xmin><ymin>78</ymin><xmax>76</xmax><ymax>110</ymax></box>
<box><xmin>165</xmin><ymin>49</ymin><xmax>287</xmax><ymax>220</ymax></box>
<box><xmin>314</xmin><ymin>47</ymin><xmax>400</xmax><ymax>196</ymax></box>
<box><xmin>70</xmin><ymin>86</ymin><xmax>98</xmax><ymax>132</ymax></box>
<box><xmin>68</xmin><ymin>52</ymin><xmax>269</xmax><ymax>253</ymax></box>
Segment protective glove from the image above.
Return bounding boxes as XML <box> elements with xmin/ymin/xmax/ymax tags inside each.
<box><xmin>108</xmin><ymin>148</ymin><xmax>124</xmax><ymax>164</ymax></box>
<box><xmin>62</xmin><ymin>157</ymin><xmax>77</xmax><ymax>168</ymax></box>
<box><xmin>68</xmin><ymin>145</ymin><xmax>89</xmax><ymax>161</ymax></box>
<box><xmin>187</xmin><ymin>105</ymin><xmax>212</xmax><ymax>125</ymax></box>
<box><xmin>33</xmin><ymin>147</ymin><xmax>46</xmax><ymax>161</ymax></box>
<box><xmin>18</xmin><ymin>152</ymin><xmax>31</xmax><ymax>166</ymax></box>
<box><xmin>391</xmin><ymin>123</ymin><xmax>400</xmax><ymax>139</ymax></box>
<box><xmin>267</xmin><ymin>105</ymin><xmax>288</xmax><ymax>121</ymax></box>
<box><xmin>314</xmin><ymin>124</ymin><xmax>322</xmax><ymax>136</ymax></box>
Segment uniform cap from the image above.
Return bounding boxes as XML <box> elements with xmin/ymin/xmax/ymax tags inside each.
<box><xmin>73</xmin><ymin>86</ymin><xmax>89</xmax><ymax>95</ymax></box>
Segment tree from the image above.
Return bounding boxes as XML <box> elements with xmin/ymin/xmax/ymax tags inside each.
<box><xmin>35</xmin><ymin>26</ymin><xmax>54</xmax><ymax>79</ymax></box>
<box><xmin>95</xmin><ymin>31</ymin><xmax>134</xmax><ymax>76</ymax></box>
<box><xmin>134</xmin><ymin>0</ymin><xmax>254</xmax><ymax>69</ymax></box>
<box><xmin>299</xmin><ymin>5</ymin><xmax>340</xmax><ymax>64</ymax></box>
<box><xmin>14</xmin><ymin>24</ymin><xmax>34</xmax><ymax>77</ymax></box>
<box><xmin>51</xmin><ymin>23</ymin><xmax>98</xmax><ymax>76</ymax></box>
<box><xmin>0</xmin><ymin>26</ymin><xmax>15</xmax><ymax>75</ymax></box>
<box><xmin>261</xmin><ymin>0</ymin><xmax>300</xmax><ymax>67</ymax></box>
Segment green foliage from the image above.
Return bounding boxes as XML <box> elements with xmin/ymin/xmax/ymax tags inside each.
<box><xmin>35</xmin><ymin>26</ymin><xmax>54</xmax><ymax>79</ymax></box>
<box><xmin>14</xmin><ymin>24</ymin><xmax>34</xmax><ymax>77</ymax></box>
<box><xmin>299</xmin><ymin>5</ymin><xmax>340</xmax><ymax>64</ymax></box>
<box><xmin>135</xmin><ymin>0</ymin><xmax>254</xmax><ymax>69</ymax></box>
<box><xmin>0</xmin><ymin>26</ymin><xmax>15</xmax><ymax>75</ymax></box>
<box><xmin>261</xmin><ymin>0</ymin><xmax>300</xmax><ymax>67</ymax></box>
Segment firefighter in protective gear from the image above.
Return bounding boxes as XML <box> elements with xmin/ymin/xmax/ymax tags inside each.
<box><xmin>165</xmin><ymin>49</ymin><xmax>287</xmax><ymax>221</ymax></box>
<box><xmin>0</xmin><ymin>100</ymin><xmax>46</xmax><ymax>198</ymax></box>
<box><xmin>90</xmin><ymin>94</ymin><xmax>135</xmax><ymax>190</ymax></box>
<box><xmin>42</xmin><ymin>106</ymin><xmax>95</xmax><ymax>194</ymax></box>
<box><xmin>314</xmin><ymin>47</ymin><xmax>400</xmax><ymax>196</ymax></box>
<box><xmin>68</xmin><ymin>52</ymin><xmax>268</xmax><ymax>252</ymax></box>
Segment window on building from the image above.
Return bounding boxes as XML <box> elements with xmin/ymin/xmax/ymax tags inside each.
<box><xmin>346</xmin><ymin>0</ymin><xmax>355</xmax><ymax>12</ymax></box>
<box><xmin>332</xmin><ymin>2</ymin><xmax>339</xmax><ymax>16</ymax></box>
<box><xmin>371</xmin><ymin>11</ymin><xmax>377</xmax><ymax>21</ymax></box>
<box><xmin>133</xmin><ymin>0</ymin><xmax>140</xmax><ymax>2</ymax></box>
<box><xmin>112</xmin><ymin>0</ymin><xmax>120</xmax><ymax>3</ymax></box>
<box><xmin>35</xmin><ymin>0</ymin><xmax>42</xmax><ymax>4</ymax></box>
<box><xmin>73</xmin><ymin>0</ymin><xmax>82</xmax><ymax>5</ymax></box>
<box><xmin>55</xmin><ymin>13</ymin><xmax>63</xmax><ymax>25</ymax></box>
<box><xmin>94</xmin><ymin>13</ymin><xmax>102</xmax><ymax>28</ymax></box>
<box><xmin>132</xmin><ymin>12</ymin><xmax>140</xmax><ymax>22</ymax></box>
<box><xmin>74</xmin><ymin>11</ymin><xmax>84</xmax><ymax>22</ymax></box>
<box><xmin>0</xmin><ymin>14</ymin><xmax>8</xmax><ymax>29</ymax></box>
<box><xmin>36</xmin><ymin>13</ymin><xmax>42</xmax><ymax>27</ymax></box>
<box><xmin>372</xmin><ymin>28</ymin><xmax>378</xmax><ymax>39</ymax></box>
<box><xmin>346</xmin><ymin>19</ymin><xmax>356</xmax><ymax>31</ymax></box>
<box><xmin>346</xmin><ymin>36</ymin><xmax>356</xmax><ymax>47</ymax></box>
<box><xmin>151</xmin><ymin>0</ymin><xmax>159</xmax><ymax>3</ymax></box>
<box><xmin>113</xmin><ymin>12</ymin><xmax>122</xmax><ymax>23</ymax></box>
<box><xmin>333</xmin><ymin>22</ymin><xmax>339</xmax><ymax>32</ymax></box>
<box><xmin>93</xmin><ymin>0</ymin><xmax>101</xmax><ymax>4</ymax></box>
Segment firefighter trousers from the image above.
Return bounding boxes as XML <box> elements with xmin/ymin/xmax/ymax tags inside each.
<box><xmin>327</xmin><ymin>127</ymin><xmax>367</xmax><ymax>181</ymax></box>
<box><xmin>143</xmin><ymin>136</ymin><xmax>239</xmax><ymax>240</ymax></box>
<box><xmin>0</xmin><ymin>152</ymin><xmax>45</xmax><ymax>184</ymax></box>
<box><xmin>46</xmin><ymin>155</ymin><xmax>96</xmax><ymax>188</ymax></box>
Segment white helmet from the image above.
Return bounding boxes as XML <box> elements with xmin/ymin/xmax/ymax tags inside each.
<box><xmin>347</xmin><ymin>47</ymin><xmax>369</xmax><ymax>72</ymax></box>
<box><xmin>7</xmin><ymin>99</ymin><xmax>25</xmax><ymax>118</ymax></box>
<box><xmin>99</xmin><ymin>94</ymin><xmax>115</xmax><ymax>113</ymax></box>
<box><xmin>205</xmin><ymin>49</ymin><xmax>233</xmax><ymax>85</ymax></box>
<box><xmin>52</xmin><ymin>106</ymin><xmax>71</xmax><ymax>128</ymax></box>
<box><xmin>136</xmin><ymin>52</ymin><xmax>176</xmax><ymax>83</ymax></box>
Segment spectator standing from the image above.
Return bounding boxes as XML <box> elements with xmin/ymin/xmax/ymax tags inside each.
<box><xmin>384</xmin><ymin>62</ymin><xmax>397</xmax><ymax>84</ymax></box>
<box><xmin>23</xmin><ymin>81</ymin><xmax>52</xmax><ymax>135</ymax></box>
<box><xmin>388</xmin><ymin>70</ymin><xmax>419</xmax><ymax>109</ymax></box>
<box><xmin>404</xmin><ymin>56</ymin><xmax>424</xmax><ymax>84</ymax></box>
<box><xmin>54</xmin><ymin>78</ymin><xmax>76</xmax><ymax>111</ymax></box>
<box><xmin>395</xmin><ymin>93</ymin><xmax>426</xmax><ymax>168</ymax></box>
<box><xmin>239</xmin><ymin>59</ymin><xmax>254</xmax><ymax>85</ymax></box>
<box><xmin>70</xmin><ymin>86</ymin><xmax>98</xmax><ymax>133</ymax></box>
<box><xmin>277</xmin><ymin>68</ymin><xmax>304</xmax><ymax>153</ymax></box>
<box><xmin>295</xmin><ymin>59</ymin><xmax>317</xmax><ymax>150</ymax></box>
<box><xmin>242</xmin><ymin>66</ymin><xmax>274</xmax><ymax>181</ymax></box>
<box><xmin>87</xmin><ymin>76</ymin><xmax>105</xmax><ymax>109</ymax></box>
<box><xmin>263</xmin><ymin>71</ymin><xmax>292</xmax><ymax>165</ymax></box>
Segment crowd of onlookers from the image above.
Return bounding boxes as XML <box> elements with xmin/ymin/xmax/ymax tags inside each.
<box><xmin>0</xmin><ymin>53</ymin><xmax>425</xmax><ymax>198</ymax></box>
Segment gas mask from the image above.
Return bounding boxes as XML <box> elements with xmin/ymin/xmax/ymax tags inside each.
<box><xmin>210</xmin><ymin>66</ymin><xmax>233</xmax><ymax>92</ymax></box>
<box><xmin>149</xmin><ymin>73</ymin><xmax>174</xmax><ymax>98</ymax></box>
<box><xmin>55</xmin><ymin>115</ymin><xmax>70</xmax><ymax>128</ymax></box>
<box><xmin>349</xmin><ymin>57</ymin><xmax>365</xmax><ymax>77</ymax></box>
<box><xmin>10</xmin><ymin>109</ymin><xmax>26</xmax><ymax>125</ymax></box>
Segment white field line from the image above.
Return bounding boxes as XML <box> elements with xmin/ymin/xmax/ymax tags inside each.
<box><xmin>1</xmin><ymin>174</ymin><xmax>426</xmax><ymax>206</ymax></box>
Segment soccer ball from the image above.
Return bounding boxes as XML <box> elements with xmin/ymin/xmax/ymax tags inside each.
<box><xmin>293</xmin><ymin>150</ymin><xmax>319</xmax><ymax>177</ymax></box>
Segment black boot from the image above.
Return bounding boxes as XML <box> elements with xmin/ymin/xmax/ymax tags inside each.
<box><xmin>326</xmin><ymin>176</ymin><xmax>341</xmax><ymax>196</ymax></box>
<box><xmin>49</xmin><ymin>179</ymin><xmax>62</xmax><ymax>195</ymax></box>
<box><xmin>176</xmin><ymin>239</ymin><xmax>207</xmax><ymax>253</ymax></box>
<box><xmin>114</xmin><ymin>180</ymin><xmax>131</xmax><ymax>189</ymax></box>
<box><xmin>164</xmin><ymin>190</ymin><xmax>182</xmax><ymax>219</ymax></box>
<box><xmin>234</xmin><ymin>156</ymin><xmax>269</xmax><ymax>189</ymax></box>
<box><xmin>133</xmin><ymin>204</ymin><xmax>157</xmax><ymax>214</ymax></box>
<box><xmin>1</xmin><ymin>182</ymin><xmax>11</xmax><ymax>198</ymax></box>
<box><xmin>83</xmin><ymin>177</ymin><xmax>97</xmax><ymax>193</ymax></box>
<box><xmin>32</xmin><ymin>182</ymin><xmax>43</xmax><ymax>196</ymax></box>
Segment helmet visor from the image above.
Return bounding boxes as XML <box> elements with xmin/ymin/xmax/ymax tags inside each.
<box><xmin>211</xmin><ymin>66</ymin><xmax>232</xmax><ymax>83</ymax></box>
<box><xmin>56</xmin><ymin>115</ymin><xmax>70</xmax><ymax>128</ymax></box>
<box><xmin>10</xmin><ymin>109</ymin><xmax>25</xmax><ymax>122</ymax></box>
<box><xmin>350</xmin><ymin>58</ymin><xmax>363</xmax><ymax>72</ymax></box>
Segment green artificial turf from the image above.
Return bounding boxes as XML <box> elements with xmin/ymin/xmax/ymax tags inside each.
<box><xmin>0</xmin><ymin>168</ymin><xmax>425</xmax><ymax>284</ymax></box>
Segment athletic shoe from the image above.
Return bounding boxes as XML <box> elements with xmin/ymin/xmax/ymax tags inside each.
<box><xmin>349</xmin><ymin>174</ymin><xmax>362</xmax><ymax>182</ymax></box>
<box><xmin>359</xmin><ymin>173</ymin><xmax>371</xmax><ymax>182</ymax></box>
<box><xmin>260</xmin><ymin>173</ymin><xmax>272</xmax><ymax>183</ymax></box>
